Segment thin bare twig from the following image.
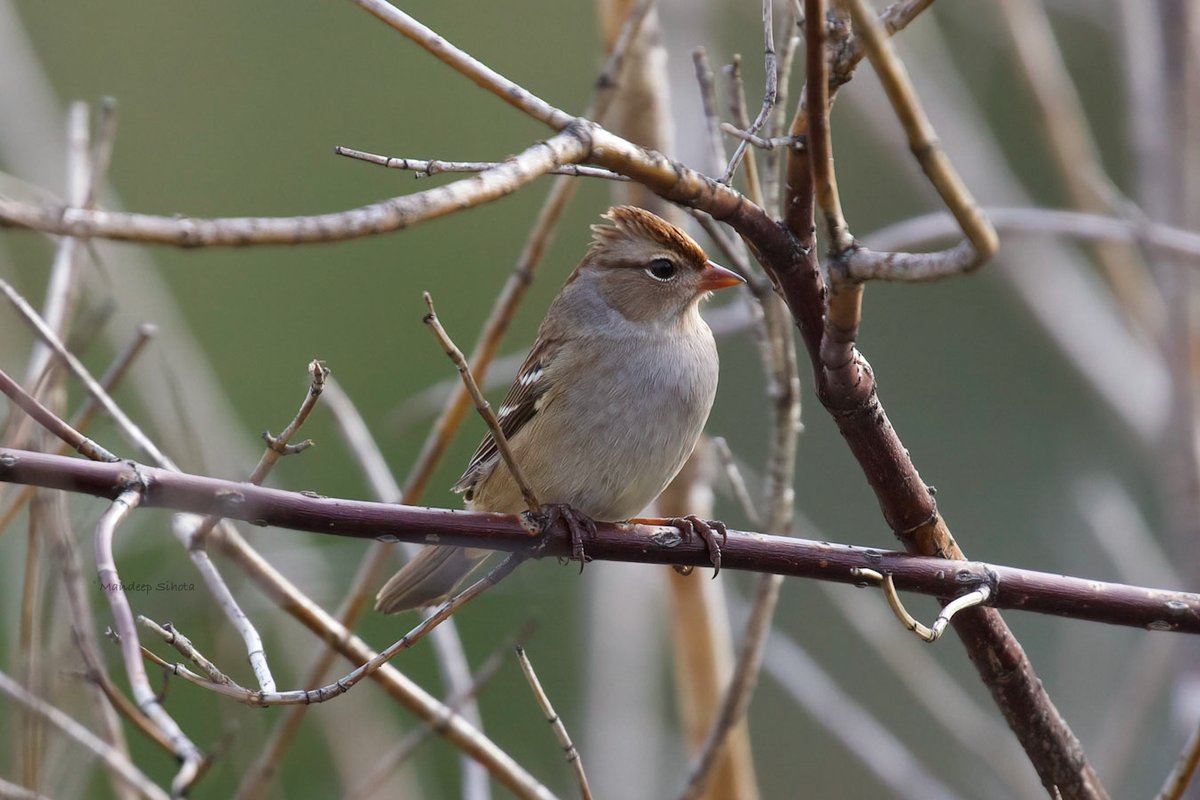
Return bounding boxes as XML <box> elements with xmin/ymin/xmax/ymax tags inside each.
<box><xmin>24</xmin><ymin>101</ymin><xmax>102</xmax><ymax>392</ymax></box>
<box><xmin>334</xmin><ymin>147</ymin><xmax>627</xmax><ymax>181</ymax></box>
<box><xmin>516</xmin><ymin>647</ymin><xmax>593</xmax><ymax>800</ymax></box>
<box><xmin>0</xmin><ymin>279</ymin><xmax>169</xmax><ymax>466</ymax></box>
<box><xmin>234</xmin><ymin>376</ymin><xmax>486</xmax><ymax>800</ymax></box>
<box><xmin>143</xmin><ymin>555</ymin><xmax>523</xmax><ymax>707</ymax></box>
<box><xmin>866</xmin><ymin>207</ymin><xmax>1200</xmax><ymax>264</ymax></box>
<box><xmin>423</xmin><ymin>292</ymin><xmax>540</xmax><ymax>512</ymax></box>
<box><xmin>187</xmin><ymin>359</ymin><xmax>328</xmax><ymax>549</ymax></box>
<box><xmin>690</xmin><ymin>50</ymin><xmax>767</xmax><ymax>294</ymax></box>
<box><xmin>139</xmin><ymin>617</ymin><xmax>233</xmax><ymax>686</ymax></box>
<box><xmin>727</xmin><ymin>55</ymin><xmax>765</xmax><ymax>208</ymax></box>
<box><xmin>0</xmin><ymin>774</ymin><xmax>54</xmax><ymax>800</ymax></box>
<box><xmin>0</xmin><ymin>669</ymin><xmax>169</xmax><ymax>800</ymax></box>
<box><xmin>1158</xmin><ymin>721</ymin><xmax>1200</xmax><ymax>800</ymax></box>
<box><xmin>342</xmin><ymin>620</ymin><xmax>538</xmax><ymax>800</ymax></box>
<box><xmin>0</xmin><ymin>364</ymin><xmax>117</xmax><ymax>463</ymax></box>
<box><xmin>349</xmin><ymin>0</ymin><xmax>572</xmax><ymax>128</ymax></box>
<box><xmin>721</xmin><ymin>0</ymin><xmax>778</xmax><ymax>184</ymax></box>
<box><xmin>0</xmin><ymin>323</ymin><xmax>156</xmax><ymax>540</ymax></box>
<box><xmin>693</xmin><ymin>48</ymin><xmax>729</xmax><ymax>187</ymax></box>
<box><xmin>709</xmin><ymin>437</ymin><xmax>761</xmax><ymax>529</ymax></box>
<box><xmin>762</xmin><ymin>0</ymin><xmax>801</xmax><ymax>219</ymax></box>
<box><xmin>173</xmin><ymin>361</ymin><xmax>331</xmax><ymax>696</ymax></box>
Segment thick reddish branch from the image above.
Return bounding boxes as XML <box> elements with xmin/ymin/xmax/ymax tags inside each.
<box><xmin>2</xmin><ymin>447</ymin><xmax>1197</xmax><ymax>634</ymax></box>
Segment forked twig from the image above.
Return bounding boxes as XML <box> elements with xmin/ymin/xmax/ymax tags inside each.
<box><xmin>186</xmin><ymin>359</ymin><xmax>329</xmax><ymax>548</ymax></box>
<box><xmin>140</xmin><ymin>555</ymin><xmax>523</xmax><ymax>707</ymax></box>
<box><xmin>139</xmin><ymin>617</ymin><xmax>233</xmax><ymax>687</ymax></box>
<box><xmin>838</xmin><ymin>0</ymin><xmax>998</xmax><ymax>281</ymax></box>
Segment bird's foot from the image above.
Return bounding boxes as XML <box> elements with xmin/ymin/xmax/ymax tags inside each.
<box><xmin>538</xmin><ymin>504</ymin><xmax>598</xmax><ymax>573</ymax></box>
<box><xmin>633</xmin><ymin>515</ymin><xmax>728</xmax><ymax>576</ymax></box>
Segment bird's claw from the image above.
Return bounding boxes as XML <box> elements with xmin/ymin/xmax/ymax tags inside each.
<box><xmin>538</xmin><ymin>504</ymin><xmax>597</xmax><ymax>573</ymax></box>
<box><xmin>664</xmin><ymin>515</ymin><xmax>727</xmax><ymax>577</ymax></box>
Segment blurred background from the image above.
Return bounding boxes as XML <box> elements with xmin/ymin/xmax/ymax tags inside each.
<box><xmin>1</xmin><ymin>0</ymin><xmax>1196</xmax><ymax>798</ymax></box>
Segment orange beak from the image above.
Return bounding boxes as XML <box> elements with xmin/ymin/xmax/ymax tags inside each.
<box><xmin>697</xmin><ymin>260</ymin><xmax>746</xmax><ymax>291</ymax></box>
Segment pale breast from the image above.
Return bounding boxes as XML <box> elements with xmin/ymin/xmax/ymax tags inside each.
<box><xmin>471</xmin><ymin>321</ymin><xmax>719</xmax><ymax>520</ymax></box>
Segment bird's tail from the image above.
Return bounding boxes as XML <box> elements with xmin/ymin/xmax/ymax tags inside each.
<box><xmin>374</xmin><ymin>546</ymin><xmax>489</xmax><ymax>614</ymax></box>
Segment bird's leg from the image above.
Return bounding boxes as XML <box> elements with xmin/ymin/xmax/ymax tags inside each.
<box><xmin>631</xmin><ymin>515</ymin><xmax>728</xmax><ymax>576</ymax></box>
<box><xmin>538</xmin><ymin>504</ymin><xmax>598</xmax><ymax>573</ymax></box>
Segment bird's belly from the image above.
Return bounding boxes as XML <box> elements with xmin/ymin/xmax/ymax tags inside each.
<box><xmin>504</xmin><ymin>350</ymin><xmax>715</xmax><ymax>520</ymax></box>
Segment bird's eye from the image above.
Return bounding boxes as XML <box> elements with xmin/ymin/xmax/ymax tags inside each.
<box><xmin>646</xmin><ymin>258</ymin><xmax>677</xmax><ymax>281</ymax></box>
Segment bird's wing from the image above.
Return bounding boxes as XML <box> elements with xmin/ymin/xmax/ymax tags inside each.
<box><xmin>451</xmin><ymin>336</ymin><xmax>561</xmax><ymax>500</ymax></box>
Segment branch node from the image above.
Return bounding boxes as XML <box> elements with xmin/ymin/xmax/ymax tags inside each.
<box><xmin>261</xmin><ymin>431</ymin><xmax>315</xmax><ymax>456</ymax></box>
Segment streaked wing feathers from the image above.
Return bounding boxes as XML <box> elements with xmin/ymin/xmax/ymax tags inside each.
<box><xmin>451</xmin><ymin>338</ymin><xmax>559</xmax><ymax>499</ymax></box>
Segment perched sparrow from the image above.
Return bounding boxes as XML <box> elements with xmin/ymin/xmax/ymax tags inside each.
<box><xmin>375</xmin><ymin>205</ymin><xmax>744</xmax><ymax>613</ymax></box>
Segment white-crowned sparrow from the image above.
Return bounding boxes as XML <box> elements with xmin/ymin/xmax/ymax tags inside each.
<box><xmin>375</xmin><ymin>205</ymin><xmax>743</xmax><ymax>613</ymax></box>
